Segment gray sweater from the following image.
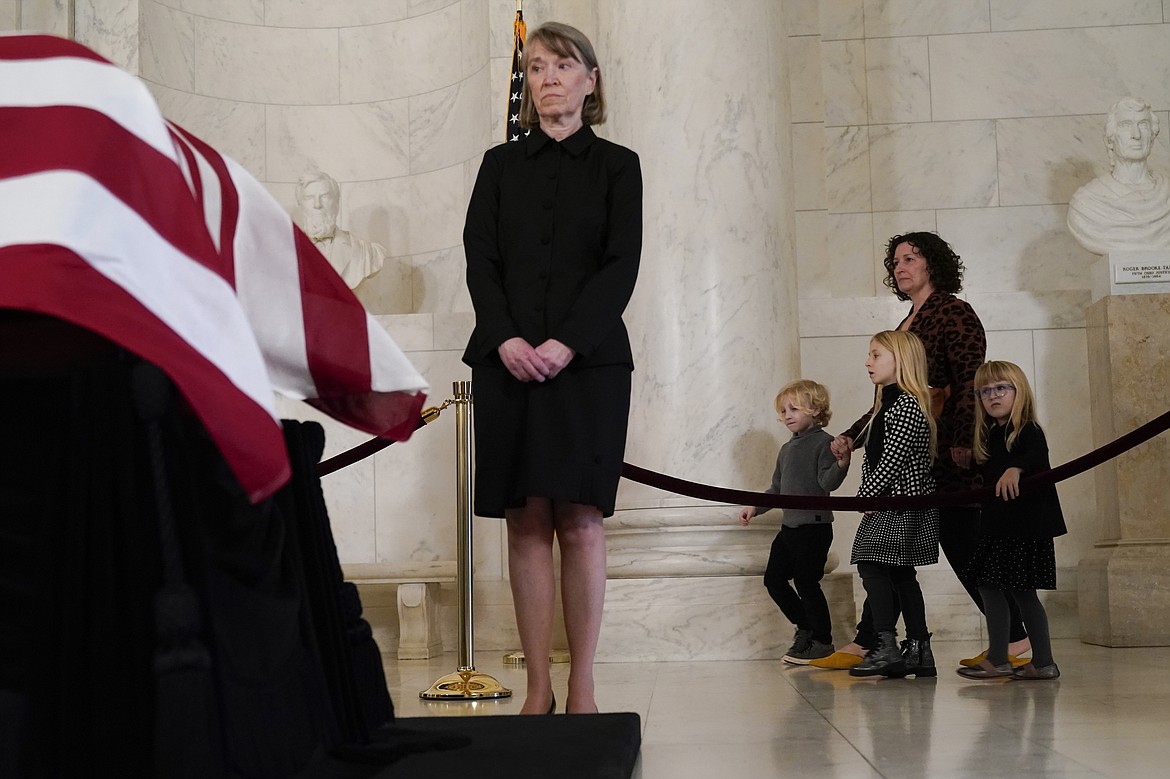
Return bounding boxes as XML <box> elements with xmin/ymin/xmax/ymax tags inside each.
<box><xmin>753</xmin><ymin>427</ymin><xmax>848</xmax><ymax>527</ymax></box>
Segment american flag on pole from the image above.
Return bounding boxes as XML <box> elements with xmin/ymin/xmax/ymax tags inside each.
<box><xmin>507</xmin><ymin>2</ymin><xmax>527</xmax><ymax>142</ymax></box>
<box><xmin>0</xmin><ymin>35</ymin><xmax>428</xmax><ymax>503</ymax></box>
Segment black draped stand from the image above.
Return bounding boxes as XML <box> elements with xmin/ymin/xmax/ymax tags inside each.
<box><xmin>0</xmin><ymin>312</ymin><xmax>639</xmax><ymax>778</ymax></box>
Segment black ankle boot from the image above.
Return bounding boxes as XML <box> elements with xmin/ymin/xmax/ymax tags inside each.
<box><xmin>892</xmin><ymin>633</ymin><xmax>936</xmax><ymax>678</ymax></box>
<box><xmin>849</xmin><ymin>631</ymin><xmax>905</xmax><ymax>677</ymax></box>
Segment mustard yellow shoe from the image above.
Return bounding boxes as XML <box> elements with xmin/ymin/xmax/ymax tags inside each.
<box><xmin>958</xmin><ymin>651</ymin><xmax>1030</xmax><ymax>668</ymax></box>
<box><xmin>809</xmin><ymin>650</ymin><xmax>864</xmax><ymax>669</ymax></box>
<box><xmin>958</xmin><ymin>651</ymin><xmax>987</xmax><ymax>667</ymax></box>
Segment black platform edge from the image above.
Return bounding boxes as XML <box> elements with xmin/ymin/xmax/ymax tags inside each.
<box><xmin>371</xmin><ymin>712</ymin><xmax>641</xmax><ymax>779</ymax></box>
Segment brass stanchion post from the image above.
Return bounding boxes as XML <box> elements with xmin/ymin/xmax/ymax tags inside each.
<box><xmin>420</xmin><ymin>380</ymin><xmax>511</xmax><ymax>701</ymax></box>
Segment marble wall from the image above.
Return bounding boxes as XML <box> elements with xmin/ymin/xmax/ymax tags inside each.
<box><xmin>7</xmin><ymin>0</ymin><xmax>1168</xmax><ymax>658</ymax></box>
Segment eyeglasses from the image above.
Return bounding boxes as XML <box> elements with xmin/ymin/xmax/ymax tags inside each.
<box><xmin>976</xmin><ymin>384</ymin><xmax>1015</xmax><ymax>400</ymax></box>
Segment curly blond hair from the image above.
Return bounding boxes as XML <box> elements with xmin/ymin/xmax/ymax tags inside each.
<box><xmin>775</xmin><ymin>379</ymin><xmax>832</xmax><ymax>427</ymax></box>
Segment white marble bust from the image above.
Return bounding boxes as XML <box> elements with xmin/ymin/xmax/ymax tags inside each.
<box><xmin>295</xmin><ymin>169</ymin><xmax>386</xmax><ymax>288</ymax></box>
<box><xmin>1067</xmin><ymin>96</ymin><xmax>1170</xmax><ymax>255</ymax></box>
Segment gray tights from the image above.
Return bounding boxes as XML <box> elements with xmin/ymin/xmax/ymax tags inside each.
<box><xmin>978</xmin><ymin>585</ymin><xmax>1053</xmax><ymax>667</ymax></box>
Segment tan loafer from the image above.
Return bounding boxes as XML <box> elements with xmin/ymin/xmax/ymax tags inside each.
<box><xmin>958</xmin><ymin>651</ymin><xmax>1030</xmax><ymax>668</ymax></box>
<box><xmin>809</xmin><ymin>650</ymin><xmax>864</xmax><ymax>669</ymax></box>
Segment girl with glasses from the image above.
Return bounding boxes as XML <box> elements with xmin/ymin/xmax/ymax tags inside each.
<box><xmin>959</xmin><ymin>361</ymin><xmax>1067</xmax><ymax>680</ymax></box>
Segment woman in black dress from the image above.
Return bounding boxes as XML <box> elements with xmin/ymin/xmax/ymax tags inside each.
<box><xmin>462</xmin><ymin>22</ymin><xmax>641</xmax><ymax>715</ymax></box>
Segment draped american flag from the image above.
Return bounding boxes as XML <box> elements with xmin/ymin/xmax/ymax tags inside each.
<box><xmin>0</xmin><ymin>35</ymin><xmax>428</xmax><ymax>503</ymax></box>
<box><xmin>507</xmin><ymin>5</ymin><xmax>527</xmax><ymax>142</ymax></box>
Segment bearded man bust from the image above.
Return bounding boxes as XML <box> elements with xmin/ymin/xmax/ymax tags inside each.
<box><xmin>295</xmin><ymin>169</ymin><xmax>387</xmax><ymax>288</ymax></box>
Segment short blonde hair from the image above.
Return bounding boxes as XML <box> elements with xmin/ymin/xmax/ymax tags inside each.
<box><xmin>775</xmin><ymin>379</ymin><xmax>832</xmax><ymax>427</ymax></box>
<box><xmin>519</xmin><ymin>22</ymin><xmax>607</xmax><ymax>128</ymax></box>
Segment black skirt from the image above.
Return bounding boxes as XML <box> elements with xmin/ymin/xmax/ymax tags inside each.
<box><xmin>471</xmin><ymin>361</ymin><xmax>632</xmax><ymax>518</ymax></box>
<box><xmin>965</xmin><ymin>536</ymin><xmax>1057</xmax><ymax>590</ymax></box>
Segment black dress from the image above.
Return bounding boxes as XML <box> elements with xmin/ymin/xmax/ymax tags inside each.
<box><xmin>462</xmin><ymin>125</ymin><xmax>642</xmax><ymax>517</ymax></box>
<box><xmin>967</xmin><ymin>422</ymin><xmax>1067</xmax><ymax>590</ymax></box>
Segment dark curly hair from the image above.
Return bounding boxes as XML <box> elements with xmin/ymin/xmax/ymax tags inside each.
<box><xmin>882</xmin><ymin>232</ymin><xmax>965</xmax><ymax>301</ymax></box>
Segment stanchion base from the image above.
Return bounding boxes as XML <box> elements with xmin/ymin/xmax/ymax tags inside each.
<box><xmin>419</xmin><ymin>667</ymin><xmax>512</xmax><ymax>700</ymax></box>
<box><xmin>503</xmin><ymin>649</ymin><xmax>571</xmax><ymax>665</ymax></box>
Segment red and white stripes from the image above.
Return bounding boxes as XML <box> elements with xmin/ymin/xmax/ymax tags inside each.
<box><xmin>0</xmin><ymin>35</ymin><xmax>428</xmax><ymax>502</ymax></box>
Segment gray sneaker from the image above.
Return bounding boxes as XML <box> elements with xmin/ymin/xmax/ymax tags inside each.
<box><xmin>784</xmin><ymin>639</ymin><xmax>835</xmax><ymax>665</ymax></box>
<box><xmin>784</xmin><ymin>629</ymin><xmax>813</xmax><ymax>658</ymax></box>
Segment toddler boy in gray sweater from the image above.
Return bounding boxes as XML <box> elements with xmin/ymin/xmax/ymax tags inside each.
<box><xmin>740</xmin><ymin>379</ymin><xmax>851</xmax><ymax>664</ymax></box>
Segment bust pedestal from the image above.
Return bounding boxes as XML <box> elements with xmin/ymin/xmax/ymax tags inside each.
<box><xmin>1091</xmin><ymin>250</ymin><xmax>1170</xmax><ymax>302</ymax></box>
<box><xmin>1078</xmin><ymin>291</ymin><xmax>1170</xmax><ymax>646</ymax></box>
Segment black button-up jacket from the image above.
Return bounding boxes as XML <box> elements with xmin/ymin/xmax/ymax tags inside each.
<box><xmin>462</xmin><ymin>125</ymin><xmax>642</xmax><ymax>369</ymax></box>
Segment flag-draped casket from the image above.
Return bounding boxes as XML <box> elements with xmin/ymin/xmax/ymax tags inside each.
<box><xmin>0</xmin><ymin>35</ymin><xmax>428</xmax><ymax>502</ymax></box>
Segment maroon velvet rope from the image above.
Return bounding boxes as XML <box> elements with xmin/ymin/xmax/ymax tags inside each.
<box><xmin>320</xmin><ymin>408</ymin><xmax>1170</xmax><ymax>512</ymax></box>
<box><xmin>624</xmin><ymin>408</ymin><xmax>1170</xmax><ymax>512</ymax></box>
<box><xmin>317</xmin><ymin>416</ymin><xmax>426</xmax><ymax>476</ymax></box>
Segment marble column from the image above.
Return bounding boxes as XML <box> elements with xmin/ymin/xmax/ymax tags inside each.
<box><xmin>1078</xmin><ymin>292</ymin><xmax>1170</xmax><ymax>646</ymax></box>
<box><xmin>599</xmin><ymin>0</ymin><xmax>797</xmax><ymax>541</ymax></box>
<box><xmin>590</xmin><ymin>1</ymin><xmax>815</xmax><ymax>660</ymax></box>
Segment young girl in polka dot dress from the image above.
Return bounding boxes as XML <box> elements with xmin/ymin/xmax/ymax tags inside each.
<box><xmin>958</xmin><ymin>361</ymin><xmax>1066</xmax><ymax>680</ymax></box>
<box><xmin>848</xmin><ymin>330</ymin><xmax>940</xmax><ymax>679</ymax></box>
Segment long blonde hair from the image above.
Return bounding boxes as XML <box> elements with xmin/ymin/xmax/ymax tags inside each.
<box><xmin>973</xmin><ymin>361</ymin><xmax>1038</xmax><ymax>463</ymax></box>
<box><xmin>860</xmin><ymin>330</ymin><xmax>937</xmax><ymax>460</ymax></box>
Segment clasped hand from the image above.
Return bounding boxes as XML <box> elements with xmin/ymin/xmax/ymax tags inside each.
<box><xmin>498</xmin><ymin>337</ymin><xmax>575</xmax><ymax>382</ymax></box>
<box><xmin>830</xmin><ymin>435</ymin><xmax>853</xmax><ymax>468</ymax></box>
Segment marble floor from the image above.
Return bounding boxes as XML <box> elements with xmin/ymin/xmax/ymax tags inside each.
<box><xmin>383</xmin><ymin>639</ymin><xmax>1170</xmax><ymax>778</ymax></box>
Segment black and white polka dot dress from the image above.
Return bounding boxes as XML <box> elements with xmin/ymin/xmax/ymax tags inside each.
<box><xmin>850</xmin><ymin>390</ymin><xmax>940</xmax><ymax>567</ymax></box>
<box><xmin>966</xmin><ymin>537</ymin><xmax>1057</xmax><ymax>590</ymax></box>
